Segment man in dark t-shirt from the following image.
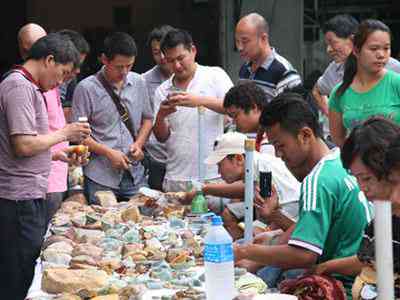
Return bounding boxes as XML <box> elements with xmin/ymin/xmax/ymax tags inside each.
<box><xmin>235</xmin><ymin>13</ymin><xmax>302</xmax><ymax>102</ymax></box>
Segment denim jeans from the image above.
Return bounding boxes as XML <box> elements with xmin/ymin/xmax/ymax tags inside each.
<box><xmin>84</xmin><ymin>171</ymin><xmax>147</xmax><ymax>204</ymax></box>
<box><xmin>256</xmin><ymin>266</ymin><xmax>305</xmax><ymax>288</ymax></box>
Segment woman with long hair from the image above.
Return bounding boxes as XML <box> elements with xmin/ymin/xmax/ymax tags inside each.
<box><xmin>329</xmin><ymin>19</ymin><xmax>400</xmax><ymax>147</ymax></box>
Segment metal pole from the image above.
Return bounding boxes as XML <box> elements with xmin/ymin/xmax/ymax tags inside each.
<box><xmin>198</xmin><ymin>106</ymin><xmax>206</xmax><ymax>183</ymax></box>
<box><xmin>244</xmin><ymin>139</ymin><xmax>255</xmax><ymax>243</ymax></box>
<box><xmin>374</xmin><ymin>200</ymin><xmax>395</xmax><ymax>300</ymax></box>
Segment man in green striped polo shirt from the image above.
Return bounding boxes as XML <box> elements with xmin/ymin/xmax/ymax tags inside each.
<box><xmin>234</xmin><ymin>92</ymin><xmax>371</xmax><ymax>298</ymax></box>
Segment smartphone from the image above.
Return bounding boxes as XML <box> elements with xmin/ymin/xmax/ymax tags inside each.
<box><xmin>167</xmin><ymin>86</ymin><xmax>184</xmax><ymax>98</ymax></box>
<box><xmin>161</xmin><ymin>99</ymin><xmax>171</xmax><ymax>106</ymax></box>
<box><xmin>259</xmin><ymin>171</ymin><xmax>272</xmax><ymax>199</ymax></box>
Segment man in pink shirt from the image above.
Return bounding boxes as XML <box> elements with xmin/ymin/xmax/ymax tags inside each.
<box><xmin>46</xmin><ymin>30</ymin><xmax>90</xmax><ymax>222</ymax></box>
<box><xmin>45</xmin><ymin>88</ymin><xmax>69</xmax><ymax>221</ymax></box>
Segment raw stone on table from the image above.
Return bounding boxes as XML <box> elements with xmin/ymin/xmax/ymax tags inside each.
<box><xmin>42</xmin><ymin>268</ymin><xmax>109</xmax><ymax>294</ymax></box>
<box><xmin>72</xmin><ymin>243</ymin><xmax>104</xmax><ymax>258</ymax></box>
<box><xmin>95</xmin><ymin>191</ymin><xmax>118</xmax><ymax>207</ymax></box>
<box><xmin>70</xmin><ymin>255</ymin><xmax>98</xmax><ymax>267</ymax></box>
<box><xmin>45</xmin><ymin>241</ymin><xmax>74</xmax><ymax>254</ymax></box>
<box><xmin>60</xmin><ymin>201</ymin><xmax>93</xmax><ymax>215</ymax></box>
<box><xmin>90</xmin><ymin>295</ymin><xmax>120</xmax><ymax>300</ymax></box>
<box><xmin>64</xmin><ymin>193</ymin><xmax>88</xmax><ymax>206</ymax></box>
<box><xmin>98</xmin><ymin>257</ymin><xmax>122</xmax><ymax>273</ymax></box>
<box><xmin>42</xmin><ymin>235</ymin><xmax>75</xmax><ymax>249</ymax></box>
<box><xmin>42</xmin><ymin>249</ymin><xmax>72</xmax><ymax>266</ymax></box>
<box><xmin>121</xmin><ymin>206</ymin><xmax>142</xmax><ymax>223</ymax></box>
<box><xmin>54</xmin><ymin>293</ymin><xmax>82</xmax><ymax>300</ymax></box>
<box><xmin>235</xmin><ymin>272</ymin><xmax>268</xmax><ymax>295</ymax></box>
<box><xmin>74</xmin><ymin>228</ymin><xmax>105</xmax><ymax>243</ymax></box>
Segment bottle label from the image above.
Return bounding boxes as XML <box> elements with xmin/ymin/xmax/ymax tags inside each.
<box><xmin>204</xmin><ymin>243</ymin><xmax>234</xmax><ymax>263</ymax></box>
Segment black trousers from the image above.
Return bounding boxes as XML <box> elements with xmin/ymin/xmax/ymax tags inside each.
<box><xmin>143</xmin><ymin>154</ymin><xmax>166</xmax><ymax>191</ymax></box>
<box><xmin>0</xmin><ymin>198</ymin><xmax>46</xmax><ymax>300</ymax></box>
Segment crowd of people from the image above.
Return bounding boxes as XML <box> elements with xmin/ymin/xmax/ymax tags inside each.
<box><xmin>0</xmin><ymin>11</ymin><xmax>399</xmax><ymax>300</ymax></box>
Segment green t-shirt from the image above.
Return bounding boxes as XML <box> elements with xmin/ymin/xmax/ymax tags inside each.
<box><xmin>289</xmin><ymin>149</ymin><xmax>373</xmax><ymax>298</ymax></box>
<box><xmin>329</xmin><ymin>70</ymin><xmax>400</xmax><ymax>130</ymax></box>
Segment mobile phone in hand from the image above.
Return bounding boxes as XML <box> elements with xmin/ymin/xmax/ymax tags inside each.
<box><xmin>167</xmin><ymin>86</ymin><xmax>183</xmax><ymax>98</ymax></box>
<box><xmin>260</xmin><ymin>171</ymin><xmax>272</xmax><ymax>199</ymax></box>
<box><xmin>161</xmin><ymin>99</ymin><xmax>170</xmax><ymax>106</ymax></box>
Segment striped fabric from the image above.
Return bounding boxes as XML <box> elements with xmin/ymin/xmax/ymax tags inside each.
<box><xmin>239</xmin><ymin>48</ymin><xmax>302</xmax><ymax>102</ymax></box>
<box><xmin>302</xmin><ymin>162</ymin><xmax>324</xmax><ymax>212</ymax></box>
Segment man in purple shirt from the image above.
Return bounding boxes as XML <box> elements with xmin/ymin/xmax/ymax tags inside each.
<box><xmin>0</xmin><ymin>33</ymin><xmax>91</xmax><ymax>300</ymax></box>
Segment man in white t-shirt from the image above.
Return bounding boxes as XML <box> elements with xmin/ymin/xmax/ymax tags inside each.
<box><xmin>183</xmin><ymin>131</ymin><xmax>300</xmax><ymax>240</ymax></box>
<box><xmin>153</xmin><ymin>28</ymin><xmax>233</xmax><ymax>210</ymax></box>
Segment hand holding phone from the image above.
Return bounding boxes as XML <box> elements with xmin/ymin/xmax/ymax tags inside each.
<box><xmin>158</xmin><ymin>96</ymin><xmax>178</xmax><ymax>118</ymax></box>
<box><xmin>259</xmin><ymin>171</ymin><xmax>272</xmax><ymax>199</ymax></box>
<box><xmin>254</xmin><ymin>183</ymin><xmax>279</xmax><ymax>220</ymax></box>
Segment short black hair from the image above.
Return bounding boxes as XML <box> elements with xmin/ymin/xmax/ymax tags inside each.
<box><xmin>260</xmin><ymin>92</ymin><xmax>323</xmax><ymax>138</ymax></box>
<box><xmin>103</xmin><ymin>32</ymin><xmax>137</xmax><ymax>60</ymax></box>
<box><xmin>147</xmin><ymin>25</ymin><xmax>175</xmax><ymax>46</ymax></box>
<box><xmin>223</xmin><ymin>81</ymin><xmax>267</xmax><ymax>112</ymax></box>
<box><xmin>58</xmin><ymin>29</ymin><xmax>90</xmax><ymax>55</ymax></box>
<box><xmin>27</xmin><ymin>32</ymin><xmax>80</xmax><ymax>66</ymax></box>
<box><xmin>160</xmin><ymin>28</ymin><xmax>193</xmax><ymax>52</ymax></box>
<box><xmin>342</xmin><ymin>117</ymin><xmax>400</xmax><ymax>180</ymax></box>
<box><xmin>322</xmin><ymin>14</ymin><xmax>359</xmax><ymax>39</ymax></box>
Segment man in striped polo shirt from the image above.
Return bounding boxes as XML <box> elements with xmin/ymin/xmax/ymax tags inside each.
<box><xmin>235</xmin><ymin>13</ymin><xmax>302</xmax><ymax>102</ymax></box>
<box><xmin>234</xmin><ymin>92</ymin><xmax>371</xmax><ymax>297</ymax></box>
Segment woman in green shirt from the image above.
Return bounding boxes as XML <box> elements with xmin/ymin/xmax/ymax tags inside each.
<box><xmin>329</xmin><ymin>19</ymin><xmax>400</xmax><ymax>147</ymax></box>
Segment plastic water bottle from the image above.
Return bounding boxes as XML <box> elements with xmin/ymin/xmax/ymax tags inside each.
<box><xmin>204</xmin><ymin>216</ymin><xmax>236</xmax><ymax>300</ymax></box>
<box><xmin>191</xmin><ymin>191</ymin><xmax>208</xmax><ymax>214</ymax></box>
<box><xmin>191</xmin><ymin>181</ymin><xmax>208</xmax><ymax>214</ymax></box>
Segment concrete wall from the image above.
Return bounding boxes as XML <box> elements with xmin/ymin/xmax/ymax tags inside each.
<box><xmin>26</xmin><ymin>0</ymin><xmax>185</xmax><ymax>32</ymax></box>
<box><xmin>25</xmin><ymin>0</ymin><xmax>303</xmax><ymax>79</ymax></box>
<box><xmin>25</xmin><ymin>0</ymin><xmax>220</xmax><ymax>74</ymax></box>
<box><xmin>25</xmin><ymin>0</ymin><xmax>186</xmax><ymax>73</ymax></box>
<box><xmin>0</xmin><ymin>1</ymin><xmax>27</xmax><ymax>74</ymax></box>
<box><xmin>220</xmin><ymin>0</ymin><xmax>304</xmax><ymax>82</ymax></box>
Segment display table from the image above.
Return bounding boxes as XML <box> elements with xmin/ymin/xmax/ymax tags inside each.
<box><xmin>24</xmin><ymin>195</ymin><xmax>273</xmax><ymax>300</ymax></box>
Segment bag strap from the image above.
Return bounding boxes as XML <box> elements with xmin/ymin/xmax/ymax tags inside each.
<box><xmin>96</xmin><ymin>72</ymin><xmax>136</xmax><ymax>141</ymax></box>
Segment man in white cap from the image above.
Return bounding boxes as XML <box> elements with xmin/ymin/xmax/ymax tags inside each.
<box><xmin>184</xmin><ymin>131</ymin><xmax>300</xmax><ymax>241</ymax></box>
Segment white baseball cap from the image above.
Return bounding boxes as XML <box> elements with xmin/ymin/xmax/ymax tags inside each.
<box><xmin>204</xmin><ymin>132</ymin><xmax>247</xmax><ymax>165</ymax></box>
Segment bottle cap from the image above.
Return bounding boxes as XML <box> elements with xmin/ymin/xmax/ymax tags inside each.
<box><xmin>211</xmin><ymin>216</ymin><xmax>223</xmax><ymax>226</ymax></box>
<box><xmin>78</xmin><ymin>116</ymin><xmax>88</xmax><ymax>122</ymax></box>
<box><xmin>191</xmin><ymin>180</ymin><xmax>203</xmax><ymax>192</ymax></box>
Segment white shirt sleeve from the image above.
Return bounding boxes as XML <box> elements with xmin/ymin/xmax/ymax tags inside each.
<box><xmin>211</xmin><ymin>67</ymin><xmax>234</xmax><ymax>99</ymax></box>
<box><xmin>152</xmin><ymin>84</ymin><xmax>168</xmax><ymax>126</ymax></box>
